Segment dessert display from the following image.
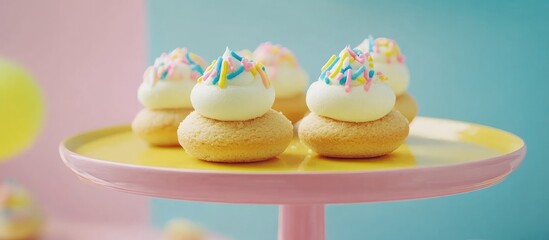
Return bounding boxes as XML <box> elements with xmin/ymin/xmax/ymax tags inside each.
<box><xmin>299</xmin><ymin>46</ymin><xmax>409</xmax><ymax>158</ymax></box>
<box><xmin>132</xmin><ymin>48</ymin><xmax>206</xmax><ymax>146</ymax></box>
<box><xmin>356</xmin><ymin>36</ymin><xmax>418</xmax><ymax>122</ymax></box>
<box><xmin>178</xmin><ymin>48</ymin><xmax>293</xmax><ymax>162</ymax></box>
<box><xmin>0</xmin><ymin>181</ymin><xmax>42</xmax><ymax>240</ymax></box>
<box><xmin>163</xmin><ymin>218</ymin><xmax>205</xmax><ymax>240</ymax></box>
<box><xmin>253</xmin><ymin>42</ymin><xmax>309</xmax><ymax>123</ymax></box>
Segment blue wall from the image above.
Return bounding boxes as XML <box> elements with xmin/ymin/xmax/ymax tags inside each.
<box><xmin>148</xmin><ymin>0</ymin><xmax>549</xmax><ymax>239</ymax></box>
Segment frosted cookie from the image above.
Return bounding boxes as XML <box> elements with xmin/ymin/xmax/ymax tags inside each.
<box><xmin>178</xmin><ymin>48</ymin><xmax>293</xmax><ymax>162</ymax></box>
<box><xmin>132</xmin><ymin>48</ymin><xmax>205</xmax><ymax>146</ymax></box>
<box><xmin>394</xmin><ymin>93</ymin><xmax>417</xmax><ymax>123</ymax></box>
<box><xmin>0</xmin><ymin>181</ymin><xmax>42</xmax><ymax>240</ymax></box>
<box><xmin>253</xmin><ymin>42</ymin><xmax>309</xmax><ymax>123</ymax></box>
<box><xmin>132</xmin><ymin>108</ymin><xmax>193</xmax><ymax>147</ymax></box>
<box><xmin>299</xmin><ymin>46</ymin><xmax>409</xmax><ymax>158</ymax></box>
<box><xmin>356</xmin><ymin>36</ymin><xmax>418</xmax><ymax>122</ymax></box>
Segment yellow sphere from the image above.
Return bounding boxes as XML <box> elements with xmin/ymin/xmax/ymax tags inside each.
<box><xmin>0</xmin><ymin>59</ymin><xmax>44</xmax><ymax>161</ymax></box>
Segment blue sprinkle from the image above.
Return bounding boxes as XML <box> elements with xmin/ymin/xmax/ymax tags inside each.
<box><xmin>160</xmin><ymin>70</ymin><xmax>168</xmax><ymax>80</ymax></box>
<box><xmin>192</xmin><ymin>65</ymin><xmax>204</xmax><ymax>75</ymax></box>
<box><xmin>339</xmin><ymin>76</ymin><xmax>347</xmax><ymax>85</ymax></box>
<box><xmin>227</xmin><ymin>66</ymin><xmax>244</xmax><ymax>79</ymax></box>
<box><xmin>185</xmin><ymin>52</ymin><xmax>194</xmax><ymax>64</ymax></box>
<box><xmin>353</xmin><ymin>48</ymin><xmax>363</xmax><ymax>55</ymax></box>
<box><xmin>369</xmin><ymin>70</ymin><xmax>375</xmax><ymax>78</ymax></box>
<box><xmin>212</xmin><ymin>57</ymin><xmax>223</xmax><ymax>85</ymax></box>
<box><xmin>352</xmin><ymin>66</ymin><xmax>365</xmax><ymax>79</ymax></box>
<box><xmin>230</xmin><ymin>51</ymin><xmax>243</xmax><ymax>61</ymax></box>
<box><xmin>318</xmin><ymin>56</ymin><xmax>340</xmax><ymax>84</ymax></box>
<box><xmin>320</xmin><ymin>70</ymin><xmax>327</xmax><ymax>80</ymax></box>
<box><xmin>262</xmin><ymin>66</ymin><xmax>266</xmax><ymax>71</ymax></box>
<box><xmin>341</xmin><ymin>65</ymin><xmax>351</xmax><ymax>73</ymax></box>
<box><xmin>320</xmin><ymin>70</ymin><xmax>330</xmax><ymax>84</ymax></box>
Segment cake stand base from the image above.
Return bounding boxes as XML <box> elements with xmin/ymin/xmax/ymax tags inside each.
<box><xmin>279</xmin><ymin>204</ymin><xmax>325</xmax><ymax>240</ymax></box>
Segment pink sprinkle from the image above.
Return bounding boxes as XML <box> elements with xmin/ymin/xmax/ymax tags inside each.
<box><xmin>347</xmin><ymin>46</ymin><xmax>365</xmax><ymax>64</ymax></box>
<box><xmin>347</xmin><ymin>46</ymin><xmax>358</xmax><ymax>58</ymax></box>
<box><xmin>242</xmin><ymin>59</ymin><xmax>253</xmax><ymax>71</ymax></box>
<box><xmin>344</xmin><ymin>70</ymin><xmax>352</xmax><ymax>93</ymax></box>
<box><xmin>377</xmin><ymin>71</ymin><xmax>383</xmax><ymax>75</ymax></box>
<box><xmin>203</xmin><ymin>69</ymin><xmax>217</xmax><ymax>81</ymax></box>
<box><xmin>357</xmin><ymin>56</ymin><xmax>365</xmax><ymax>64</ymax></box>
<box><xmin>209</xmin><ymin>69</ymin><xmax>218</xmax><ymax>80</ymax></box>
<box><xmin>203</xmin><ymin>70</ymin><xmax>212</xmax><ymax>80</ymax></box>
<box><xmin>180</xmin><ymin>48</ymin><xmax>189</xmax><ymax>64</ymax></box>
<box><xmin>386</xmin><ymin>58</ymin><xmax>392</xmax><ymax>64</ymax></box>
<box><xmin>227</xmin><ymin>57</ymin><xmax>235</xmax><ymax>72</ymax></box>
<box><xmin>363</xmin><ymin>70</ymin><xmax>370</xmax><ymax>81</ymax></box>
<box><xmin>190</xmin><ymin>71</ymin><xmax>199</xmax><ymax>80</ymax></box>
<box><xmin>397</xmin><ymin>55</ymin><xmax>404</xmax><ymax>63</ymax></box>
<box><xmin>166</xmin><ymin>64</ymin><xmax>175</xmax><ymax>78</ymax></box>
<box><xmin>334</xmin><ymin>73</ymin><xmax>344</xmax><ymax>82</ymax></box>
<box><xmin>364</xmin><ymin>77</ymin><xmax>372</xmax><ymax>92</ymax></box>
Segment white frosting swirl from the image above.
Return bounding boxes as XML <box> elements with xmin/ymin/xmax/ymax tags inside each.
<box><xmin>138</xmin><ymin>74</ymin><xmax>195</xmax><ymax>109</ymax></box>
<box><xmin>138</xmin><ymin>49</ymin><xmax>205</xmax><ymax>109</ymax></box>
<box><xmin>264</xmin><ymin>64</ymin><xmax>308</xmax><ymax>98</ymax></box>
<box><xmin>306</xmin><ymin>46</ymin><xmax>396</xmax><ymax>122</ymax></box>
<box><xmin>191</xmin><ymin>48</ymin><xmax>275</xmax><ymax>121</ymax></box>
<box><xmin>254</xmin><ymin>43</ymin><xmax>308</xmax><ymax>98</ymax></box>
<box><xmin>306</xmin><ymin>81</ymin><xmax>395</xmax><ymax>122</ymax></box>
<box><xmin>356</xmin><ymin>37</ymin><xmax>410</xmax><ymax>96</ymax></box>
<box><xmin>371</xmin><ymin>62</ymin><xmax>409</xmax><ymax>96</ymax></box>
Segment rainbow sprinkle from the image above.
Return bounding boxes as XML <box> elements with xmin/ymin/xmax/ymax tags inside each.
<box><xmin>319</xmin><ymin>46</ymin><xmax>387</xmax><ymax>93</ymax></box>
<box><xmin>367</xmin><ymin>36</ymin><xmax>405</xmax><ymax>64</ymax></box>
<box><xmin>147</xmin><ymin>48</ymin><xmax>206</xmax><ymax>84</ymax></box>
<box><xmin>253</xmin><ymin>42</ymin><xmax>300</xmax><ymax>80</ymax></box>
<box><xmin>201</xmin><ymin>48</ymin><xmax>271</xmax><ymax>89</ymax></box>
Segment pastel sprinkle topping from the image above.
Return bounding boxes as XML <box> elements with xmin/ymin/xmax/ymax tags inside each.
<box><xmin>218</xmin><ymin>60</ymin><xmax>229</xmax><ymax>88</ymax></box>
<box><xmin>253</xmin><ymin>42</ymin><xmax>301</xmax><ymax>80</ymax></box>
<box><xmin>319</xmin><ymin>46</ymin><xmax>387</xmax><ymax>92</ymax></box>
<box><xmin>147</xmin><ymin>48</ymin><xmax>206</xmax><ymax>84</ymax></box>
<box><xmin>227</xmin><ymin>66</ymin><xmax>244</xmax><ymax>79</ymax></box>
<box><xmin>231</xmin><ymin>51</ymin><xmax>243</xmax><ymax>61</ymax></box>
<box><xmin>321</xmin><ymin>55</ymin><xmax>337</xmax><ymax>72</ymax></box>
<box><xmin>368</xmin><ymin>36</ymin><xmax>405</xmax><ymax>64</ymax></box>
<box><xmin>211</xmin><ymin>57</ymin><xmax>223</xmax><ymax>85</ymax></box>
<box><xmin>202</xmin><ymin>48</ymin><xmax>271</xmax><ymax>89</ymax></box>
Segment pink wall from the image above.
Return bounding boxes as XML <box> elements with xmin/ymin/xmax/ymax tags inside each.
<box><xmin>0</xmin><ymin>0</ymin><xmax>149</xmax><ymax>225</ymax></box>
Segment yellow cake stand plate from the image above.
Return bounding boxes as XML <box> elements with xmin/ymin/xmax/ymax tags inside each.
<box><xmin>59</xmin><ymin>117</ymin><xmax>526</xmax><ymax>240</ymax></box>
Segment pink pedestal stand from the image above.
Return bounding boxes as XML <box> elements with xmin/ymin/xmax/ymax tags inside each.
<box><xmin>59</xmin><ymin>117</ymin><xmax>526</xmax><ymax>240</ymax></box>
<box><xmin>279</xmin><ymin>205</ymin><xmax>325</xmax><ymax>240</ymax></box>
